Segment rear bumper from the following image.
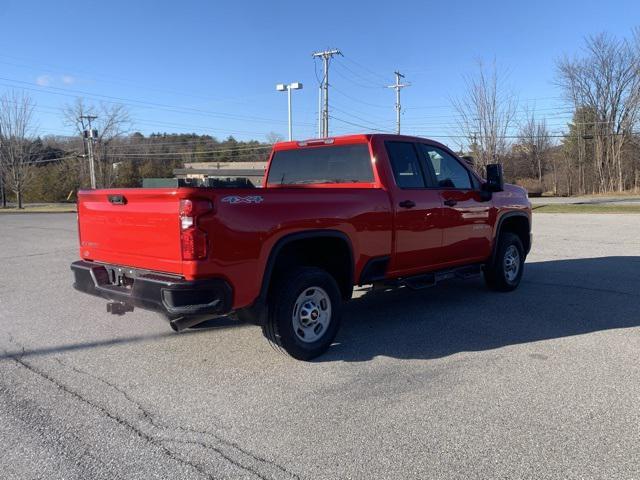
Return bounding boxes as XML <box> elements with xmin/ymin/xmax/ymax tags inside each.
<box><xmin>70</xmin><ymin>260</ymin><xmax>232</xmax><ymax>317</ymax></box>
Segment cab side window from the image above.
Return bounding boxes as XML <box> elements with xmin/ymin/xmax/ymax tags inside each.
<box><xmin>385</xmin><ymin>141</ymin><xmax>426</xmax><ymax>188</ymax></box>
<box><xmin>419</xmin><ymin>145</ymin><xmax>472</xmax><ymax>189</ymax></box>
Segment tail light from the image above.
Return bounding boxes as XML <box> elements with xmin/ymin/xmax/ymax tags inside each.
<box><xmin>180</xmin><ymin>199</ymin><xmax>212</xmax><ymax>260</ymax></box>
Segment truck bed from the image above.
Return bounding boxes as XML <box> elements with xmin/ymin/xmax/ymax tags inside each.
<box><xmin>77</xmin><ymin>186</ymin><xmax>393</xmax><ymax>308</ymax></box>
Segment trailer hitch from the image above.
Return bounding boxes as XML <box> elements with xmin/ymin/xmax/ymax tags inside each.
<box><xmin>106</xmin><ymin>301</ymin><xmax>134</xmax><ymax>315</ymax></box>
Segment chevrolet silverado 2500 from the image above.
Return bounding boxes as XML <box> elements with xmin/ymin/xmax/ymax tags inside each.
<box><xmin>71</xmin><ymin>134</ymin><xmax>532</xmax><ymax>360</ymax></box>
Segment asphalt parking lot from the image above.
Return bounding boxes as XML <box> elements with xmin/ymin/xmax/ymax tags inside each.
<box><xmin>1</xmin><ymin>213</ymin><xmax>639</xmax><ymax>479</ymax></box>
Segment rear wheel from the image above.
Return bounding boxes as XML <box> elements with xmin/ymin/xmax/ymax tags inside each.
<box><xmin>263</xmin><ymin>267</ymin><xmax>341</xmax><ymax>360</ymax></box>
<box><xmin>484</xmin><ymin>232</ymin><xmax>525</xmax><ymax>292</ymax></box>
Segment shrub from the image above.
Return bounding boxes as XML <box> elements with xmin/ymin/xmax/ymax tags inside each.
<box><xmin>516</xmin><ymin>178</ymin><xmax>544</xmax><ymax>197</ymax></box>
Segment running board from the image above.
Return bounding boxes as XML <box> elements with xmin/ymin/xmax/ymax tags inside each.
<box><xmin>396</xmin><ymin>264</ymin><xmax>483</xmax><ymax>290</ymax></box>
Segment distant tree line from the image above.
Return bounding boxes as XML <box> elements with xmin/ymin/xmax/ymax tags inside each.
<box><xmin>0</xmin><ymin>95</ymin><xmax>274</xmax><ymax>206</ymax></box>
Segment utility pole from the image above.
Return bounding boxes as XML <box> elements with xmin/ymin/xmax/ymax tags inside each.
<box><xmin>79</xmin><ymin>115</ymin><xmax>98</xmax><ymax>188</ymax></box>
<box><xmin>318</xmin><ymin>85</ymin><xmax>322</xmax><ymax>138</ymax></box>
<box><xmin>312</xmin><ymin>48</ymin><xmax>341</xmax><ymax>137</ymax></box>
<box><xmin>387</xmin><ymin>71</ymin><xmax>409</xmax><ymax>135</ymax></box>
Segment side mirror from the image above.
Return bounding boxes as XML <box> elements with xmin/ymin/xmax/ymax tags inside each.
<box><xmin>485</xmin><ymin>164</ymin><xmax>504</xmax><ymax>192</ymax></box>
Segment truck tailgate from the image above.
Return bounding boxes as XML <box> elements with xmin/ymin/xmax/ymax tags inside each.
<box><xmin>77</xmin><ymin>189</ymin><xmax>183</xmax><ymax>275</ymax></box>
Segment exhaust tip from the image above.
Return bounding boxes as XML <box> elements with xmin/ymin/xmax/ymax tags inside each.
<box><xmin>169</xmin><ymin>315</ymin><xmax>209</xmax><ymax>332</ymax></box>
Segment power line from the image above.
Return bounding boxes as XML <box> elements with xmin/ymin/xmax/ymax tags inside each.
<box><xmin>105</xmin><ymin>146</ymin><xmax>273</xmax><ymax>156</ymax></box>
<box><xmin>402</xmin><ymin>131</ymin><xmax>639</xmax><ymax>139</ymax></box>
<box><xmin>106</xmin><ymin>142</ymin><xmax>272</xmax><ymax>151</ymax></box>
<box><xmin>329</xmin><ymin>115</ymin><xmax>388</xmax><ymax>132</ymax></box>
<box><xmin>0</xmin><ymin>89</ymin><xmax>591</xmax><ymax>145</ymax></box>
<box><xmin>332</xmin><ymin>85</ymin><xmax>392</xmax><ymax>109</ymax></box>
<box><xmin>0</xmin><ymin>77</ymin><xmax>316</xmax><ymax>127</ymax></box>
<box><xmin>20</xmin><ymin>95</ymin><xmax>573</xmax><ymax>138</ymax></box>
<box><xmin>27</xmin><ymin>154</ymin><xmax>81</xmax><ymax>165</ymax></box>
<box><xmin>0</xmin><ymin>56</ymin><xmax>276</xmax><ymax>107</ymax></box>
<box><xmin>397</xmin><ymin>108</ymin><xmax>575</xmax><ymax>124</ymax></box>
<box><xmin>0</xmin><ymin>54</ymin><xmax>577</xmax><ymax>124</ymax></box>
<box><xmin>27</xmin><ymin>150</ymin><xmax>271</xmax><ymax>166</ymax></box>
<box><xmin>332</xmin><ymin>62</ymin><xmax>385</xmax><ymax>89</ymax></box>
<box><xmin>23</xmin><ymin>101</ymin><xmax>315</xmax><ymax>140</ymax></box>
<box><xmin>0</xmin><ymin>70</ymin><xmax>577</xmax><ymax>137</ymax></box>
<box><xmin>341</xmin><ymin>55</ymin><xmax>389</xmax><ymax>83</ymax></box>
<box><xmin>4</xmin><ymin>54</ymin><xmax>631</xmax><ymax>151</ymax></box>
<box><xmin>329</xmin><ymin>105</ymin><xmax>393</xmax><ymax>131</ymax></box>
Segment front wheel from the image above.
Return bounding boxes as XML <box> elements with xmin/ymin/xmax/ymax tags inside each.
<box><xmin>263</xmin><ymin>267</ymin><xmax>342</xmax><ymax>360</ymax></box>
<box><xmin>484</xmin><ymin>232</ymin><xmax>525</xmax><ymax>292</ymax></box>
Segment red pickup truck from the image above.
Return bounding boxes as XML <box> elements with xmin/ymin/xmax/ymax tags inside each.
<box><xmin>71</xmin><ymin>134</ymin><xmax>531</xmax><ymax>360</ymax></box>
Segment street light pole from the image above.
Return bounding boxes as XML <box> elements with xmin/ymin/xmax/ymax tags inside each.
<box><xmin>287</xmin><ymin>86</ymin><xmax>292</xmax><ymax>142</ymax></box>
<box><xmin>276</xmin><ymin>82</ymin><xmax>303</xmax><ymax>141</ymax></box>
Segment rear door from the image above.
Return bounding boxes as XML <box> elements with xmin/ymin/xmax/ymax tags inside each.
<box><xmin>77</xmin><ymin>189</ymin><xmax>183</xmax><ymax>275</ymax></box>
<box><xmin>417</xmin><ymin>144</ymin><xmax>493</xmax><ymax>265</ymax></box>
<box><xmin>384</xmin><ymin>141</ymin><xmax>445</xmax><ymax>275</ymax></box>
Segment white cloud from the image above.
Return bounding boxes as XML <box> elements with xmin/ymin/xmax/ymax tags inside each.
<box><xmin>61</xmin><ymin>75</ymin><xmax>75</xmax><ymax>85</ymax></box>
<box><xmin>36</xmin><ymin>74</ymin><xmax>52</xmax><ymax>86</ymax></box>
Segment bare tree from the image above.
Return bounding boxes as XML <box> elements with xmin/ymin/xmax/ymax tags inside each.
<box><xmin>63</xmin><ymin>98</ymin><xmax>131</xmax><ymax>188</ymax></box>
<box><xmin>452</xmin><ymin>61</ymin><xmax>518</xmax><ymax>170</ymax></box>
<box><xmin>517</xmin><ymin>109</ymin><xmax>552</xmax><ymax>182</ymax></box>
<box><xmin>0</xmin><ymin>91</ymin><xmax>39</xmax><ymax>208</ymax></box>
<box><xmin>265</xmin><ymin>132</ymin><xmax>284</xmax><ymax>145</ymax></box>
<box><xmin>556</xmin><ymin>30</ymin><xmax>640</xmax><ymax>192</ymax></box>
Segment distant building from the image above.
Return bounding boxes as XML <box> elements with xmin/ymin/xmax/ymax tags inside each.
<box><xmin>173</xmin><ymin>161</ymin><xmax>267</xmax><ymax>187</ymax></box>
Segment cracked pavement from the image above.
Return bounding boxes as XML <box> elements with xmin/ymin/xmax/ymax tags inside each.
<box><xmin>1</xmin><ymin>213</ymin><xmax>640</xmax><ymax>479</ymax></box>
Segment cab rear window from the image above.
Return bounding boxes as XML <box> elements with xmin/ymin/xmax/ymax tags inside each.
<box><xmin>267</xmin><ymin>144</ymin><xmax>374</xmax><ymax>186</ymax></box>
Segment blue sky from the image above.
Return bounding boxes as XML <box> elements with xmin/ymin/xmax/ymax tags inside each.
<box><xmin>0</xmin><ymin>0</ymin><xmax>638</xmax><ymax>144</ymax></box>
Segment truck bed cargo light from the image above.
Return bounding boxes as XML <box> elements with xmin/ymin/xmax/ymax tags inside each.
<box><xmin>297</xmin><ymin>138</ymin><xmax>335</xmax><ymax>147</ymax></box>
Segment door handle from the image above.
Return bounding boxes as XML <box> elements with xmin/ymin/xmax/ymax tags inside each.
<box><xmin>444</xmin><ymin>199</ymin><xmax>458</xmax><ymax>207</ymax></box>
<box><xmin>399</xmin><ymin>200</ymin><xmax>416</xmax><ymax>209</ymax></box>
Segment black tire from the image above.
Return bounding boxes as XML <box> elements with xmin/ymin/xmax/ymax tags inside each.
<box><xmin>263</xmin><ymin>267</ymin><xmax>342</xmax><ymax>360</ymax></box>
<box><xmin>484</xmin><ymin>232</ymin><xmax>525</xmax><ymax>292</ymax></box>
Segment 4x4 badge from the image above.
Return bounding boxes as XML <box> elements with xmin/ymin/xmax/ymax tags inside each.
<box><xmin>221</xmin><ymin>195</ymin><xmax>264</xmax><ymax>204</ymax></box>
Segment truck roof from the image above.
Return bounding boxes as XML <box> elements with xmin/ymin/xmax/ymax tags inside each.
<box><xmin>272</xmin><ymin>133</ymin><xmax>447</xmax><ymax>152</ymax></box>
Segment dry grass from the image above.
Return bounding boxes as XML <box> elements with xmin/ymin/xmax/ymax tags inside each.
<box><xmin>533</xmin><ymin>204</ymin><xmax>640</xmax><ymax>214</ymax></box>
<box><xmin>0</xmin><ymin>204</ymin><xmax>76</xmax><ymax>214</ymax></box>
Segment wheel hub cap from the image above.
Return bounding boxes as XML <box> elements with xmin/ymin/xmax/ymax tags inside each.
<box><xmin>292</xmin><ymin>287</ymin><xmax>332</xmax><ymax>343</ymax></box>
<box><xmin>503</xmin><ymin>245</ymin><xmax>521</xmax><ymax>283</ymax></box>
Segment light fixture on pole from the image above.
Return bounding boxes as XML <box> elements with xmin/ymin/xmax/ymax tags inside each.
<box><xmin>276</xmin><ymin>82</ymin><xmax>303</xmax><ymax>141</ymax></box>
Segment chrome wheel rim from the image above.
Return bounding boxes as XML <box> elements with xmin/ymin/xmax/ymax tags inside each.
<box><xmin>503</xmin><ymin>245</ymin><xmax>521</xmax><ymax>283</ymax></box>
<box><xmin>292</xmin><ymin>287</ymin><xmax>332</xmax><ymax>343</ymax></box>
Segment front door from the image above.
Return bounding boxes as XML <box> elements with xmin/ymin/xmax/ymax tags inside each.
<box><xmin>418</xmin><ymin>144</ymin><xmax>493</xmax><ymax>265</ymax></box>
